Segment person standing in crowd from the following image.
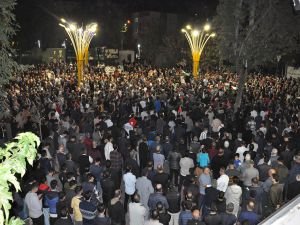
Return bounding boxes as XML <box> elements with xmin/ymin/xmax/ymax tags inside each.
<box><xmin>108</xmin><ymin>190</ymin><xmax>125</xmax><ymax>225</ymax></box>
<box><xmin>179</xmin><ymin>152</ymin><xmax>194</xmax><ymax>190</ymax></box>
<box><xmin>25</xmin><ymin>182</ymin><xmax>44</xmax><ymax>225</ymax></box>
<box><xmin>79</xmin><ymin>190</ymin><xmax>97</xmax><ymax>225</ymax></box>
<box><xmin>71</xmin><ymin>186</ymin><xmax>83</xmax><ymax>225</ymax></box>
<box><xmin>198</xmin><ymin>167</ymin><xmax>211</xmax><ymax>209</ymax></box>
<box><xmin>136</xmin><ymin>169</ymin><xmax>154</xmax><ymax>210</ymax></box>
<box><xmin>129</xmin><ymin>193</ymin><xmax>147</xmax><ymax>225</ymax></box>
<box><xmin>148</xmin><ymin>184</ymin><xmax>169</xmax><ymax>211</ymax></box>
<box><xmin>123</xmin><ymin>165</ymin><xmax>137</xmax><ymax>212</ymax></box>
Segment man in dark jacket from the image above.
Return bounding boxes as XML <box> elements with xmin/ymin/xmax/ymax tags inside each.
<box><xmin>45</xmin><ymin>180</ymin><xmax>60</xmax><ymax>225</ymax></box>
<box><xmin>148</xmin><ymin>184</ymin><xmax>169</xmax><ymax>210</ymax></box>
<box><xmin>220</xmin><ymin>203</ymin><xmax>237</xmax><ymax>225</ymax></box>
<box><xmin>79</xmin><ymin>190</ymin><xmax>97</xmax><ymax>225</ymax></box>
<box><xmin>108</xmin><ymin>189</ymin><xmax>125</xmax><ymax>225</ymax></box>
<box><xmin>153</xmin><ymin>165</ymin><xmax>169</xmax><ymax>193</ymax></box>
<box><xmin>168</xmin><ymin>147</ymin><xmax>182</xmax><ymax>187</ymax></box>
<box><xmin>101</xmin><ymin>170</ymin><xmax>115</xmax><ymax>206</ymax></box>
<box><xmin>166</xmin><ymin>186</ymin><xmax>181</xmax><ymax>225</ymax></box>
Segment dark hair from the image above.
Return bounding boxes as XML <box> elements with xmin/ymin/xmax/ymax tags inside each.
<box><xmin>83</xmin><ymin>190</ymin><xmax>93</xmax><ymax>200</ymax></box>
<box><xmin>150</xmin><ymin>209</ymin><xmax>160</xmax><ymax>220</ymax></box>
<box><xmin>41</xmin><ymin>150</ymin><xmax>47</xmax><ymax>157</ymax></box>
<box><xmin>75</xmin><ymin>185</ymin><xmax>82</xmax><ymax>194</ymax></box>
<box><xmin>133</xmin><ymin>193</ymin><xmax>140</xmax><ymax>203</ymax></box>
<box><xmin>97</xmin><ymin>203</ymin><xmax>106</xmax><ymax>213</ymax></box>
<box><xmin>156</xmin><ymin>201</ymin><xmax>164</xmax><ymax>211</ymax></box>
<box><xmin>232</xmin><ymin>176</ymin><xmax>240</xmax><ymax>184</ymax></box>
<box><xmin>50</xmin><ymin>180</ymin><xmax>58</xmax><ymax>190</ymax></box>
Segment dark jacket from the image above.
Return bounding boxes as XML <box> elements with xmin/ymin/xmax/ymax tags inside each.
<box><xmin>108</xmin><ymin>198</ymin><xmax>125</xmax><ymax>225</ymax></box>
<box><xmin>148</xmin><ymin>192</ymin><xmax>169</xmax><ymax>210</ymax></box>
<box><xmin>168</xmin><ymin>151</ymin><xmax>181</xmax><ymax>170</ymax></box>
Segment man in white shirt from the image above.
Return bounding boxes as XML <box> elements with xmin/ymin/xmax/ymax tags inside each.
<box><xmin>123</xmin><ymin>165</ymin><xmax>137</xmax><ymax>213</ymax></box>
<box><xmin>104</xmin><ymin>137</ymin><xmax>114</xmax><ymax>160</ymax></box>
<box><xmin>217</xmin><ymin>167</ymin><xmax>229</xmax><ymax>193</ymax></box>
<box><xmin>129</xmin><ymin>193</ymin><xmax>147</xmax><ymax>225</ymax></box>
<box><xmin>179</xmin><ymin>153</ymin><xmax>194</xmax><ymax>190</ymax></box>
<box><xmin>199</xmin><ymin>127</ymin><xmax>208</xmax><ymax>141</ymax></box>
<box><xmin>25</xmin><ymin>182</ymin><xmax>44</xmax><ymax>225</ymax></box>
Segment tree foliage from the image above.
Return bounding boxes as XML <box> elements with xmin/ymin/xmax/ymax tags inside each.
<box><xmin>0</xmin><ymin>0</ymin><xmax>18</xmax><ymax>91</ymax></box>
<box><xmin>0</xmin><ymin>132</ymin><xmax>40</xmax><ymax>225</ymax></box>
<box><xmin>215</xmin><ymin>0</ymin><xmax>300</xmax><ymax>71</ymax></box>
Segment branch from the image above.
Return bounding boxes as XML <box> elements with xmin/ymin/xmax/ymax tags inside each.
<box><xmin>238</xmin><ymin>0</ymin><xmax>273</xmax><ymax>58</ymax></box>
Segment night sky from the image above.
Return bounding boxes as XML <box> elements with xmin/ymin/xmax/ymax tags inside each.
<box><xmin>14</xmin><ymin>0</ymin><xmax>219</xmax><ymax>50</ymax></box>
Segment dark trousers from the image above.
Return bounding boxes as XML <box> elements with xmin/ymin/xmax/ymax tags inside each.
<box><xmin>49</xmin><ymin>217</ymin><xmax>58</xmax><ymax>225</ymax></box>
<box><xmin>31</xmin><ymin>215</ymin><xmax>44</xmax><ymax>225</ymax></box>
<box><xmin>170</xmin><ymin>169</ymin><xmax>179</xmax><ymax>186</ymax></box>
<box><xmin>124</xmin><ymin>193</ymin><xmax>134</xmax><ymax>213</ymax></box>
<box><xmin>179</xmin><ymin>175</ymin><xmax>186</xmax><ymax>191</ymax></box>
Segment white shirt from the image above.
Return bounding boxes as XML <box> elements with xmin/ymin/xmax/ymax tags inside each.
<box><xmin>179</xmin><ymin>157</ymin><xmax>194</xmax><ymax>176</ymax></box>
<box><xmin>123</xmin><ymin>172</ymin><xmax>137</xmax><ymax>195</ymax></box>
<box><xmin>129</xmin><ymin>202</ymin><xmax>147</xmax><ymax>225</ymax></box>
<box><xmin>200</xmin><ymin>130</ymin><xmax>208</xmax><ymax>141</ymax></box>
<box><xmin>236</xmin><ymin>146</ymin><xmax>248</xmax><ymax>162</ymax></box>
<box><xmin>217</xmin><ymin>174</ymin><xmax>229</xmax><ymax>192</ymax></box>
<box><xmin>104</xmin><ymin>119</ymin><xmax>113</xmax><ymax>128</ymax></box>
<box><xmin>104</xmin><ymin>142</ymin><xmax>114</xmax><ymax>160</ymax></box>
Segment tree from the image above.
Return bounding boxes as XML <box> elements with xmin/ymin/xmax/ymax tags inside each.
<box><xmin>0</xmin><ymin>132</ymin><xmax>40</xmax><ymax>225</ymax></box>
<box><xmin>215</xmin><ymin>0</ymin><xmax>300</xmax><ymax>110</ymax></box>
<box><xmin>0</xmin><ymin>0</ymin><xmax>18</xmax><ymax>92</ymax></box>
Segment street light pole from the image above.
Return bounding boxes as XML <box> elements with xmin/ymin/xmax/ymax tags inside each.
<box><xmin>181</xmin><ymin>24</ymin><xmax>215</xmax><ymax>79</ymax></box>
<box><xmin>59</xmin><ymin>19</ymin><xmax>97</xmax><ymax>86</ymax></box>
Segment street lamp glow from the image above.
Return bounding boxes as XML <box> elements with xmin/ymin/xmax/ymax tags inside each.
<box><xmin>204</xmin><ymin>24</ymin><xmax>211</xmax><ymax>31</ymax></box>
<box><xmin>181</xmin><ymin>24</ymin><xmax>216</xmax><ymax>79</ymax></box>
<box><xmin>59</xmin><ymin>20</ymin><xmax>97</xmax><ymax>86</ymax></box>
<box><xmin>192</xmin><ymin>30</ymin><xmax>200</xmax><ymax>37</ymax></box>
<box><xmin>69</xmin><ymin>24</ymin><xmax>76</xmax><ymax>31</ymax></box>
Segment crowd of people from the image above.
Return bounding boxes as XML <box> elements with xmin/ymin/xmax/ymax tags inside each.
<box><xmin>3</xmin><ymin>62</ymin><xmax>300</xmax><ymax>225</ymax></box>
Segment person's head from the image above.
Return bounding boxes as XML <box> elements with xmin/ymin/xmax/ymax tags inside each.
<box><xmin>58</xmin><ymin>144</ymin><xmax>65</xmax><ymax>153</ymax></box>
<box><xmin>232</xmin><ymin>176</ymin><xmax>240</xmax><ymax>185</ymax></box>
<box><xmin>87</xmin><ymin>173</ymin><xmax>95</xmax><ymax>183</ymax></box>
<box><xmin>219</xmin><ymin>167</ymin><xmax>226</xmax><ymax>175</ymax></box>
<box><xmin>141</xmin><ymin>169</ymin><xmax>148</xmax><ymax>177</ymax></box>
<box><xmin>69</xmin><ymin>180</ymin><xmax>77</xmax><ymax>188</ymax></box>
<box><xmin>156</xmin><ymin>201</ymin><xmax>165</xmax><ymax>213</ymax></box>
<box><xmin>251</xmin><ymin>177</ymin><xmax>259</xmax><ymax>186</ymax></box>
<box><xmin>75</xmin><ymin>185</ymin><xmax>83</xmax><ymax>195</ymax></box>
<box><xmin>246</xmin><ymin>200</ymin><xmax>255</xmax><ymax>211</ymax></box>
<box><xmin>66</xmin><ymin>153</ymin><xmax>72</xmax><ymax>160</ymax></box>
<box><xmin>296</xmin><ymin>174</ymin><xmax>300</xmax><ymax>182</ymax></box>
<box><xmin>97</xmin><ymin>203</ymin><xmax>106</xmax><ymax>215</ymax></box>
<box><xmin>191</xmin><ymin>207</ymin><xmax>201</xmax><ymax>220</ymax></box>
<box><xmin>157</xmin><ymin>164</ymin><xmax>164</xmax><ymax>173</ymax></box>
<box><xmin>50</xmin><ymin>180</ymin><xmax>58</xmax><ymax>190</ymax></box>
<box><xmin>83</xmin><ymin>190</ymin><xmax>93</xmax><ymax>201</ymax></box>
<box><xmin>268</xmin><ymin>168</ymin><xmax>276</xmax><ymax>178</ymax></box>
<box><xmin>150</xmin><ymin>209</ymin><xmax>160</xmax><ymax>220</ymax></box>
<box><xmin>182</xmin><ymin>200</ymin><xmax>193</xmax><ymax>211</ymax></box>
<box><xmin>224</xmin><ymin>141</ymin><xmax>229</xmax><ymax>148</ymax></box>
<box><xmin>125</xmin><ymin>164</ymin><xmax>132</xmax><ymax>173</ymax></box>
<box><xmin>41</xmin><ymin>150</ymin><xmax>47</xmax><ymax>158</ymax></box>
<box><xmin>114</xmin><ymin>189</ymin><xmax>121</xmax><ymax>199</ymax></box>
<box><xmin>203</xmin><ymin>167</ymin><xmax>210</xmax><ymax>175</ymax></box>
<box><xmin>234</xmin><ymin>153</ymin><xmax>240</xmax><ymax>160</ymax></box>
<box><xmin>30</xmin><ymin>182</ymin><xmax>39</xmax><ymax>193</ymax></box>
<box><xmin>133</xmin><ymin>193</ymin><xmax>141</xmax><ymax>203</ymax></box>
<box><xmin>95</xmin><ymin>157</ymin><xmax>101</xmax><ymax>165</ymax></box>
<box><xmin>155</xmin><ymin>183</ymin><xmax>163</xmax><ymax>192</ymax></box>
<box><xmin>226</xmin><ymin>203</ymin><xmax>235</xmax><ymax>214</ymax></box>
